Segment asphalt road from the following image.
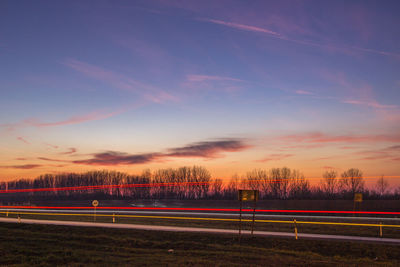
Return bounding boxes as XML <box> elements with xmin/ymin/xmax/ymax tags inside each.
<box><xmin>1</xmin><ymin>208</ymin><xmax>399</xmax><ymax>221</ymax></box>
<box><xmin>1</xmin><ymin>217</ymin><xmax>400</xmax><ymax>245</ymax></box>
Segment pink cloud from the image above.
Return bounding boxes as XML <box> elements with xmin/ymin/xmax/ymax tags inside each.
<box><xmin>2</xmin><ymin>109</ymin><xmax>124</xmax><ymax>131</ymax></box>
<box><xmin>255</xmin><ymin>153</ymin><xmax>293</xmax><ymax>163</ymax></box>
<box><xmin>201</xmin><ymin>18</ymin><xmax>281</xmax><ymax>36</ymax></box>
<box><xmin>37</xmin><ymin>157</ymin><xmax>71</xmax><ymax>163</ymax></box>
<box><xmin>26</xmin><ymin>110</ymin><xmax>120</xmax><ymax>128</ymax></box>
<box><xmin>64</xmin><ymin>58</ymin><xmax>178</xmax><ymax>103</ymax></box>
<box><xmin>187</xmin><ymin>74</ymin><xmax>243</xmax><ymax>82</ymax></box>
<box><xmin>342</xmin><ymin>99</ymin><xmax>397</xmax><ymax>109</ymax></box>
<box><xmin>17</xmin><ymin>137</ymin><xmax>30</xmax><ymax>145</ymax></box>
<box><xmin>44</xmin><ymin>143</ymin><xmax>59</xmax><ymax>149</ymax></box>
<box><xmin>201</xmin><ymin>18</ymin><xmax>400</xmax><ymax>59</ymax></box>
<box><xmin>280</xmin><ymin>132</ymin><xmax>400</xmax><ymax>144</ymax></box>
<box><xmin>0</xmin><ymin>164</ymin><xmax>42</xmax><ymax>169</ymax></box>
<box><xmin>59</xmin><ymin>147</ymin><xmax>77</xmax><ymax>155</ymax></box>
<box><xmin>295</xmin><ymin>90</ymin><xmax>314</xmax><ymax>95</ymax></box>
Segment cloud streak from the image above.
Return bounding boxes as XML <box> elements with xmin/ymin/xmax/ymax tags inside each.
<box><xmin>0</xmin><ymin>164</ymin><xmax>42</xmax><ymax>169</ymax></box>
<box><xmin>1</xmin><ymin>109</ymin><xmax>125</xmax><ymax>132</ymax></box>
<box><xmin>255</xmin><ymin>153</ymin><xmax>294</xmax><ymax>163</ymax></box>
<box><xmin>59</xmin><ymin>147</ymin><xmax>77</xmax><ymax>155</ymax></box>
<box><xmin>201</xmin><ymin>18</ymin><xmax>400</xmax><ymax>59</ymax></box>
<box><xmin>64</xmin><ymin>58</ymin><xmax>178</xmax><ymax>104</ymax></box>
<box><xmin>17</xmin><ymin>137</ymin><xmax>30</xmax><ymax>144</ymax></box>
<box><xmin>200</xmin><ymin>18</ymin><xmax>281</xmax><ymax>36</ymax></box>
<box><xmin>187</xmin><ymin>74</ymin><xmax>243</xmax><ymax>82</ymax></box>
<box><xmin>73</xmin><ymin>139</ymin><xmax>250</xmax><ymax>166</ymax></box>
<box><xmin>279</xmin><ymin>132</ymin><xmax>400</xmax><ymax>144</ymax></box>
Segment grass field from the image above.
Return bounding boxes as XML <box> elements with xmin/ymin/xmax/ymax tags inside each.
<box><xmin>1</xmin><ymin>222</ymin><xmax>400</xmax><ymax>266</ymax></box>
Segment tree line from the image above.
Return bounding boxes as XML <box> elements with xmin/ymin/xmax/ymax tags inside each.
<box><xmin>0</xmin><ymin>166</ymin><xmax>398</xmax><ymax>202</ymax></box>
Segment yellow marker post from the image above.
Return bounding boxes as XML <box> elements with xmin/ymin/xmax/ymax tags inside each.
<box><xmin>113</xmin><ymin>213</ymin><xmax>115</xmax><ymax>223</ymax></box>
<box><xmin>294</xmin><ymin>219</ymin><xmax>298</xmax><ymax>240</ymax></box>
<box><xmin>6</xmin><ymin>210</ymin><xmax>8</xmax><ymax>217</ymax></box>
<box><xmin>380</xmin><ymin>222</ymin><xmax>383</xmax><ymax>237</ymax></box>
<box><xmin>92</xmin><ymin>200</ymin><xmax>99</xmax><ymax>222</ymax></box>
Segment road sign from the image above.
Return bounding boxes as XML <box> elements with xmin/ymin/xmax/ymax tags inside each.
<box><xmin>238</xmin><ymin>190</ymin><xmax>259</xmax><ymax>202</ymax></box>
<box><xmin>237</xmin><ymin>190</ymin><xmax>259</xmax><ymax>241</ymax></box>
<box><xmin>354</xmin><ymin>193</ymin><xmax>363</xmax><ymax>202</ymax></box>
<box><xmin>92</xmin><ymin>200</ymin><xmax>99</xmax><ymax>207</ymax></box>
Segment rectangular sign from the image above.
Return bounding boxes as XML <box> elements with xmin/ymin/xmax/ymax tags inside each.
<box><xmin>354</xmin><ymin>193</ymin><xmax>363</xmax><ymax>202</ymax></box>
<box><xmin>238</xmin><ymin>190</ymin><xmax>259</xmax><ymax>202</ymax></box>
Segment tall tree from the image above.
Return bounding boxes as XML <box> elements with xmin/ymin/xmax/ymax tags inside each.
<box><xmin>321</xmin><ymin>170</ymin><xmax>338</xmax><ymax>198</ymax></box>
<box><xmin>339</xmin><ymin>168</ymin><xmax>365</xmax><ymax>196</ymax></box>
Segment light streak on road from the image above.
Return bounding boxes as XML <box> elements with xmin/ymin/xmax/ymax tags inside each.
<box><xmin>0</xmin><ymin>205</ymin><xmax>399</xmax><ymax>215</ymax></box>
<box><xmin>1</xmin><ymin>208</ymin><xmax>400</xmax><ymax>221</ymax></box>
<box><xmin>1</xmin><ymin>211</ymin><xmax>400</xmax><ymax>228</ymax></box>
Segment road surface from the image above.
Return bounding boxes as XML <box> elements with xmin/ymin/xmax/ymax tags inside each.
<box><xmin>2</xmin><ymin>208</ymin><xmax>399</xmax><ymax>221</ymax></box>
<box><xmin>1</xmin><ymin>217</ymin><xmax>399</xmax><ymax>245</ymax></box>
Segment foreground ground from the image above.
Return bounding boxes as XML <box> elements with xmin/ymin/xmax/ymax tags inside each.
<box><xmin>1</xmin><ymin>222</ymin><xmax>400</xmax><ymax>266</ymax></box>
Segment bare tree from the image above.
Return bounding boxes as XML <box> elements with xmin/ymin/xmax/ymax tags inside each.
<box><xmin>245</xmin><ymin>169</ymin><xmax>269</xmax><ymax>197</ymax></box>
<box><xmin>321</xmin><ymin>170</ymin><xmax>338</xmax><ymax>198</ymax></box>
<box><xmin>375</xmin><ymin>176</ymin><xmax>389</xmax><ymax>197</ymax></box>
<box><xmin>210</xmin><ymin>178</ymin><xmax>223</xmax><ymax>199</ymax></box>
<box><xmin>339</xmin><ymin>168</ymin><xmax>365</xmax><ymax>196</ymax></box>
<box><xmin>289</xmin><ymin>170</ymin><xmax>310</xmax><ymax>199</ymax></box>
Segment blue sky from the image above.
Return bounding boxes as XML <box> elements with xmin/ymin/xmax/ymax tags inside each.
<box><xmin>1</xmin><ymin>0</ymin><xmax>399</xmax><ymax>185</ymax></box>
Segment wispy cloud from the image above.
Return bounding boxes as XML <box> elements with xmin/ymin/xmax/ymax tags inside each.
<box><xmin>187</xmin><ymin>74</ymin><xmax>243</xmax><ymax>82</ymax></box>
<box><xmin>44</xmin><ymin>143</ymin><xmax>59</xmax><ymax>149</ymax></box>
<box><xmin>255</xmin><ymin>153</ymin><xmax>293</xmax><ymax>163</ymax></box>
<box><xmin>342</xmin><ymin>99</ymin><xmax>398</xmax><ymax>109</ymax></box>
<box><xmin>64</xmin><ymin>58</ymin><xmax>178</xmax><ymax>103</ymax></box>
<box><xmin>17</xmin><ymin>137</ymin><xmax>30</xmax><ymax>145</ymax></box>
<box><xmin>37</xmin><ymin>157</ymin><xmax>70</xmax><ymax>163</ymax></box>
<box><xmin>166</xmin><ymin>139</ymin><xmax>250</xmax><ymax>158</ymax></box>
<box><xmin>200</xmin><ymin>18</ymin><xmax>281</xmax><ymax>36</ymax></box>
<box><xmin>201</xmin><ymin>18</ymin><xmax>400</xmax><ymax>59</ymax></box>
<box><xmin>0</xmin><ymin>164</ymin><xmax>42</xmax><ymax>169</ymax></box>
<box><xmin>279</xmin><ymin>132</ymin><xmax>400</xmax><ymax>144</ymax></box>
<box><xmin>73</xmin><ymin>139</ymin><xmax>250</xmax><ymax>166</ymax></box>
<box><xmin>1</xmin><ymin>109</ymin><xmax>124</xmax><ymax>132</ymax></box>
<box><xmin>73</xmin><ymin>152</ymin><xmax>163</xmax><ymax>166</ymax></box>
<box><xmin>59</xmin><ymin>147</ymin><xmax>77</xmax><ymax>155</ymax></box>
<box><xmin>295</xmin><ymin>90</ymin><xmax>314</xmax><ymax>95</ymax></box>
<box><xmin>355</xmin><ymin>145</ymin><xmax>400</xmax><ymax>162</ymax></box>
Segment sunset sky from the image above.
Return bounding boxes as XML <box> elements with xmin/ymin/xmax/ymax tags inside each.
<box><xmin>1</xmin><ymin>1</ymin><xmax>399</xmax><ymax>187</ymax></box>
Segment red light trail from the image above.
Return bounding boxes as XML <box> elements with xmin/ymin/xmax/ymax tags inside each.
<box><xmin>0</xmin><ymin>206</ymin><xmax>399</xmax><ymax>215</ymax></box>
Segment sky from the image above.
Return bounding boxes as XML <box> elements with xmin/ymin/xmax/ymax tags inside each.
<box><xmin>0</xmin><ymin>0</ymin><xmax>399</xmax><ymax>187</ymax></box>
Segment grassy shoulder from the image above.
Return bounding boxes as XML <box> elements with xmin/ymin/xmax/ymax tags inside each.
<box><xmin>1</xmin><ymin>222</ymin><xmax>400</xmax><ymax>266</ymax></box>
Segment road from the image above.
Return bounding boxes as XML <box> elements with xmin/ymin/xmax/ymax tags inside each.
<box><xmin>2</xmin><ymin>208</ymin><xmax>399</xmax><ymax>221</ymax></box>
<box><xmin>1</xmin><ymin>217</ymin><xmax>400</xmax><ymax>245</ymax></box>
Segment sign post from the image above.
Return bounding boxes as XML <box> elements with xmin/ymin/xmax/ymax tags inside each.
<box><xmin>353</xmin><ymin>193</ymin><xmax>362</xmax><ymax>216</ymax></box>
<box><xmin>92</xmin><ymin>200</ymin><xmax>99</xmax><ymax>222</ymax></box>
<box><xmin>238</xmin><ymin>190</ymin><xmax>259</xmax><ymax>241</ymax></box>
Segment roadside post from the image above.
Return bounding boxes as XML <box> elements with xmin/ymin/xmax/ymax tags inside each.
<box><xmin>113</xmin><ymin>213</ymin><xmax>115</xmax><ymax>223</ymax></box>
<box><xmin>238</xmin><ymin>190</ymin><xmax>259</xmax><ymax>241</ymax></box>
<box><xmin>353</xmin><ymin>193</ymin><xmax>362</xmax><ymax>216</ymax></box>
<box><xmin>92</xmin><ymin>200</ymin><xmax>99</xmax><ymax>222</ymax></box>
<box><xmin>379</xmin><ymin>222</ymin><xmax>383</xmax><ymax>237</ymax></box>
<box><xmin>294</xmin><ymin>219</ymin><xmax>298</xmax><ymax>240</ymax></box>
